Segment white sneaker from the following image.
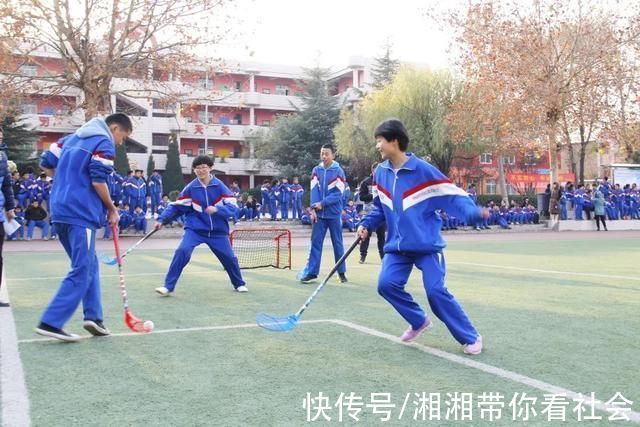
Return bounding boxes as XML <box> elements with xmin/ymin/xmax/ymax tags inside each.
<box><xmin>155</xmin><ymin>286</ymin><xmax>171</xmax><ymax>296</ymax></box>
<box><xmin>235</xmin><ymin>285</ymin><xmax>249</xmax><ymax>293</ymax></box>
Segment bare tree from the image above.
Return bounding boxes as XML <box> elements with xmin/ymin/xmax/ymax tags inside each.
<box><xmin>0</xmin><ymin>0</ymin><xmax>240</xmax><ymax>119</ymax></box>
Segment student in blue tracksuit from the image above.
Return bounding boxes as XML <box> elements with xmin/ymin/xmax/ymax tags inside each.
<box><xmin>35</xmin><ymin>113</ymin><xmax>131</xmax><ymax>341</ymax></box>
<box><xmin>128</xmin><ymin>169</ymin><xmax>147</xmax><ymax>214</ymax></box>
<box><xmin>279</xmin><ymin>177</ymin><xmax>291</xmax><ymax>220</ymax></box>
<box><xmin>342</xmin><ymin>182</ymin><xmax>351</xmax><ymax>207</ymax></box>
<box><xmin>574</xmin><ymin>184</ymin><xmax>585</xmax><ymax>220</ymax></box>
<box><xmin>148</xmin><ymin>170</ymin><xmax>163</xmax><ymax>215</ymax></box>
<box><xmin>0</xmin><ymin>131</ymin><xmax>16</xmax><ymax>307</ymax></box>
<box><xmin>132</xmin><ymin>206</ymin><xmax>147</xmax><ymax>234</ymax></box>
<box><xmin>122</xmin><ymin>170</ymin><xmax>133</xmax><ymax>207</ymax></box>
<box><xmin>269</xmin><ymin>179</ymin><xmax>279</xmax><ymax>220</ymax></box>
<box><xmin>290</xmin><ymin>176</ymin><xmax>304</xmax><ymax>220</ymax></box>
<box><xmin>17</xmin><ymin>171</ymin><xmax>34</xmax><ymax>209</ymax></box>
<box><xmin>299</xmin><ymin>144</ymin><xmax>348</xmax><ymax>284</ymax></box>
<box><xmin>107</xmin><ymin>170</ymin><xmax>124</xmax><ymax>207</ymax></box>
<box><xmin>260</xmin><ymin>179</ymin><xmax>271</xmax><ymax>219</ymax></box>
<box><xmin>118</xmin><ymin>203</ymin><xmax>133</xmax><ymax>231</ymax></box>
<box><xmin>154</xmin><ymin>155</ymin><xmax>247</xmax><ymax>296</ymax></box>
<box><xmin>300</xmin><ymin>207</ymin><xmax>313</xmax><ymax>225</ymax></box>
<box><xmin>357</xmin><ymin>119</ymin><xmax>485</xmax><ymax>355</ymax></box>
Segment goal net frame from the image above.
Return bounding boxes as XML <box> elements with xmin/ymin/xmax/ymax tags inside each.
<box><xmin>229</xmin><ymin>228</ymin><xmax>292</xmax><ymax>270</ymax></box>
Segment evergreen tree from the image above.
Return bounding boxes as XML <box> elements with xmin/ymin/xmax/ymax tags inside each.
<box><xmin>371</xmin><ymin>43</ymin><xmax>400</xmax><ymax>90</ymax></box>
<box><xmin>1</xmin><ymin>108</ymin><xmax>38</xmax><ymax>170</ymax></box>
<box><xmin>146</xmin><ymin>153</ymin><xmax>156</xmax><ymax>177</ymax></box>
<box><xmin>262</xmin><ymin>66</ymin><xmax>341</xmax><ymax>181</ymax></box>
<box><xmin>163</xmin><ymin>133</ymin><xmax>184</xmax><ymax>194</ymax></box>
<box><xmin>114</xmin><ymin>142</ymin><xmax>130</xmax><ymax>176</ymax></box>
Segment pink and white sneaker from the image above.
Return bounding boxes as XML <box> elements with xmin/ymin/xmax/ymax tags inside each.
<box><xmin>400</xmin><ymin>319</ymin><xmax>433</xmax><ymax>342</ymax></box>
<box><xmin>463</xmin><ymin>335</ymin><xmax>483</xmax><ymax>355</ymax></box>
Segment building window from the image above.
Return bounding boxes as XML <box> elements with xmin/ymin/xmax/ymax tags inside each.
<box><xmin>480</xmin><ymin>153</ymin><xmax>493</xmax><ymax>164</ymax></box>
<box><xmin>151</xmin><ymin>149</ymin><xmax>168</xmax><ymax>154</ymax></box>
<box><xmin>235</xmin><ymin>81</ymin><xmax>242</xmax><ymax>91</ymax></box>
<box><xmin>233</xmin><ymin>113</ymin><xmax>242</xmax><ymax>125</ymax></box>
<box><xmin>502</xmin><ymin>154</ymin><xmax>515</xmax><ymax>165</ymax></box>
<box><xmin>19</xmin><ymin>65</ymin><xmax>38</xmax><ymax>76</ymax></box>
<box><xmin>275</xmin><ymin>85</ymin><xmax>289</xmax><ymax>96</ymax></box>
<box><xmin>152</xmin><ymin>133</ymin><xmax>171</xmax><ymax>147</ymax></box>
<box><xmin>184</xmin><ymin>149</ymin><xmax>193</xmax><ymax>156</ymax></box>
<box><xmin>506</xmin><ymin>183</ymin><xmax>518</xmax><ymax>195</ymax></box>
<box><xmin>197</xmin><ymin>110</ymin><xmax>213</xmax><ymax>124</ymax></box>
<box><xmin>262</xmin><ymin>88</ymin><xmax>270</xmax><ymax>94</ymax></box>
<box><xmin>486</xmin><ymin>179</ymin><xmax>497</xmax><ymax>194</ymax></box>
<box><xmin>152</xmin><ymin>98</ymin><xmax>176</xmax><ymax>110</ymax></box>
<box><xmin>524</xmin><ymin>152</ymin><xmax>536</xmax><ymax>166</ymax></box>
<box><xmin>21</xmin><ymin>103</ymin><xmax>37</xmax><ymax>114</ymax></box>
<box><xmin>199</xmin><ymin>78</ymin><xmax>212</xmax><ymax>89</ymax></box>
<box><xmin>261</xmin><ymin>120</ymin><xmax>270</xmax><ymax>127</ymax></box>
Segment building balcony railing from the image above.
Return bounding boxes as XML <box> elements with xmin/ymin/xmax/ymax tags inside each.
<box><xmin>180</xmin><ymin>123</ymin><xmax>265</xmax><ymax>140</ymax></box>
<box><xmin>21</xmin><ymin>113</ymin><xmax>85</xmax><ymax>133</ymax></box>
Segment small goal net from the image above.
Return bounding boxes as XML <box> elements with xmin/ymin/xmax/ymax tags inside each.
<box><xmin>230</xmin><ymin>228</ymin><xmax>292</xmax><ymax>269</ymax></box>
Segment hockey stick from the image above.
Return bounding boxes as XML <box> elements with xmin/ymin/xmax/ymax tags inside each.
<box><xmin>111</xmin><ymin>224</ymin><xmax>154</xmax><ymax>333</ymax></box>
<box><xmin>257</xmin><ymin>237</ymin><xmax>361</xmax><ymax>331</ymax></box>
<box><xmin>101</xmin><ymin>228</ymin><xmax>158</xmax><ymax>265</ymax></box>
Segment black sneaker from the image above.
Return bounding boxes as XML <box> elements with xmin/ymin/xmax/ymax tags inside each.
<box><xmin>0</xmin><ymin>301</ymin><xmax>10</xmax><ymax>308</ymax></box>
<box><xmin>35</xmin><ymin>322</ymin><xmax>81</xmax><ymax>342</ymax></box>
<box><xmin>359</xmin><ymin>256</ymin><xmax>366</xmax><ymax>264</ymax></box>
<box><xmin>83</xmin><ymin>320</ymin><xmax>111</xmax><ymax>337</ymax></box>
<box><xmin>300</xmin><ymin>274</ymin><xmax>318</xmax><ymax>284</ymax></box>
<box><xmin>339</xmin><ymin>273</ymin><xmax>348</xmax><ymax>283</ymax></box>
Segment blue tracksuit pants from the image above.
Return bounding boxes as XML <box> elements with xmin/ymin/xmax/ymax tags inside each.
<box><xmin>41</xmin><ymin>224</ymin><xmax>103</xmax><ymax>328</ymax></box>
<box><xmin>292</xmin><ymin>198</ymin><xmax>303</xmax><ymax>220</ymax></box>
<box><xmin>378</xmin><ymin>252</ymin><xmax>478</xmax><ymax>345</ymax></box>
<box><xmin>164</xmin><ymin>228</ymin><xmax>245</xmax><ymax>290</ymax></box>
<box><xmin>280</xmin><ymin>197</ymin><xmax>289</xmax><ymax>220</ymax></box>
<box><xmin>150</xmin><ymin>193</ymin><xmax>161</xmax><ymax>214</ymax></box>
<box><xmin>307</xmin><ymin>216</ymin><xmax>345</xmax><ymax>276</ymax></box>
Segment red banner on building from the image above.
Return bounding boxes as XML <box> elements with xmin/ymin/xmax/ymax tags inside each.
<box><xmin>506</xmin><ymin>172</ymin><xmax>576</xmax><ymax>192</ymax></box>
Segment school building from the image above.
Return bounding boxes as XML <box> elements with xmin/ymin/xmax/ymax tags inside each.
<box><xmin>12</xmin><ymin>44</ymin><xmax>372</xmax><ymax>189</ymax></box>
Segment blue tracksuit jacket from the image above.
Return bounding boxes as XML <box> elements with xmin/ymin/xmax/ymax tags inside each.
<box><xmin>310</xmin><ymin>160</ymin><xmax>346</xmax><ymax>219</ymax></box>
<box><xmin>158</xmin><ymin>175</ymin><xmax>238</xmax><ymax>236</ymax></box>
<box><xmin>40</xmin><ymin>118</ymin><xmax>115</xmax><ymax>229</ymax></box>
<box><xmin>360</xmin><ymin>154</ymin><xmax>480</xmax><ymax>254</ymax></box>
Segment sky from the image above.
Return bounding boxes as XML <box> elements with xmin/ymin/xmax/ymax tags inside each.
<box><xmin>216</xmin><ymin>0</ymin><xmax>463</xmax><ymax>70</ymax></box>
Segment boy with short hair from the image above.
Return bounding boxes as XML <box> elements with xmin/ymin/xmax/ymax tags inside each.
<box><xmin>154</xmin><ymin>155</ymin><xmax>247</xmax><ymax>295</ymax></box>
<box><xmin>300</xmin><ymin>144</ymin><xmax>348</xmax><ymax>284</ymax></box>
<box><xmin>35</xmin><ymin>113</ymin><xmax>131</xmax><ymax>341</ymax></box>
<box><xmin>357</xmin><ymin>118</ymin><xmax>487</xmax><ymax>355</ymax></box>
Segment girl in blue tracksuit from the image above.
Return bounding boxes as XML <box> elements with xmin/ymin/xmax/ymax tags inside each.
<box><xmin>154</xmin><ymin>155</ymin><xmax>247</xmax><ymax>295</ymax></box>
<box><xmin>299</xmin><ymin>144</ymin><xmax>348</xmax><ymax>284</ymax></box>
<box><xmin>358</xmin><ymin>119</ymin><xmax>484</xmax><ymax>355</ymax></box>
<box><xmin>36</xmin><ymin>114</ymin><xmax>132</xmax><ymax>341</ymax></box>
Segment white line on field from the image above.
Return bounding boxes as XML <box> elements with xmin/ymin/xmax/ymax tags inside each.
<box><xmin>16</xmin><ymin>319</ymin><xmax>330</xmax><ymax>344</ymax></box>
<box><xmin>12</xmin><ymin>262</ymin><xmax>640</xmax><ymax>284</ymax></box>
<box><xmin>448</xmin><ymin>261</ymin><xmax>640</xmax><ymax>282</ymax></box>
<box><xmin>9</xmin><ymin>270</ymin><xmax>216</xmax><ymax>282</ymax></box>
<box><xmin>331</xmin><ymin>319</ymin><xmax>640</xmax><ymax>424</ymax></box>
<box><xmin>0</xmin><ymin>273</ymin><xmax>31</xmax><ymax>427</ymax></box>
<box><xmin>15</xmin><ymin>318</ymin><xmax>640</xmax><ymax>423</ymax></box>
